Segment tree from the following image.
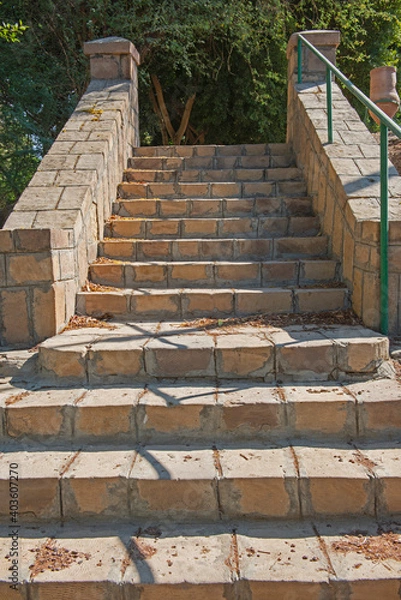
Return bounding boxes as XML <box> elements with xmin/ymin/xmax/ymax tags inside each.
<box><xmin>0</xmin><ymin>1</ymin><xmax>30</xmax><ymax>221</ymax></box>
<box><xmin>0</xmin><ymin>0</ymin><xmax>401</xmax><ymax>214</ymax></box>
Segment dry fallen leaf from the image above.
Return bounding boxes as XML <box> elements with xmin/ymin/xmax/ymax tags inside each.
<box><xmin>29</xmin><ymin>539</ymin><xmax>90</xmax><ymax>579</ymax></box>
<box><xmin>332</xmin><ymin>532</ymin><xmax>401</xmax><ymax>562</ymax></box>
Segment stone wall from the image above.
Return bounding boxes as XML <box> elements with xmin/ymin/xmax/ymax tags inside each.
<box><xmin>287</xmin><ymin>31</ymin><xmax>401</xmax><ymax>333</ymax></box>
<box><xmin>0</xmin><ymin>37</ymin><xmax>140</xmax><ymax>346</ymax></box>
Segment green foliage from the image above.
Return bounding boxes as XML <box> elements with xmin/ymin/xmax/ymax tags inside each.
<box><xmin>0</xmin><ymin>1</ymin><xmax>27</xmax><ymax>42</ymax></box>
<box><xmin>1</xmin><ymin>0</ymin><xmax>401</xmax><ymax>211</ymax></box>
<box><xmin>0</xmin><ymin>106</ymin><xmax>40</xmax><ymax>207</ymax></box>
<box><xmin>0</xmin><ymin>19</ymin><xmax>27</xmax><ymax>42</ymax></box>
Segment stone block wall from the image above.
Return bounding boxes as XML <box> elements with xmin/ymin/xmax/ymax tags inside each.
<box><xmin>287</xmin><ymin>31</ymin><xmax>401</xmax><ymax>333</ymax></box>
<box><xmin>0</xmin><ymin>37</ymin><xmax>140</xmax><ymax>346</ymax></box>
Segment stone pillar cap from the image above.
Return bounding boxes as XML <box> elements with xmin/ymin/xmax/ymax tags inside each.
<box><xmin>84</xmin><ymin>36</ymin><xmax>140</xmax><ymax>65</ymax></box>
<box><xmin>287</xmin><ymin>30</ymin><xmax>340</xmax><ymax>58</ymax></box>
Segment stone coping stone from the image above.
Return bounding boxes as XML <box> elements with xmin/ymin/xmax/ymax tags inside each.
<box><xmin>84</xmin><ymin>36</ymin><xmax>140</xmax><ymax>65</ymax></box>
<box><xmin>287</xmin><ymin>30</ymin><xmax>341</xmax><ymax>58</ymax></box>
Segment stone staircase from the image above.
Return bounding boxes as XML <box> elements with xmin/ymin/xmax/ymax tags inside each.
<box><xmin>76</xmin><ymin>143</ymin><xmax>348</xmax><ymax>322</ymax></box>
<box><xmin>1</xmin><ymin>143</ymin><xmax>401</xmax><ymax>598</ymax></box>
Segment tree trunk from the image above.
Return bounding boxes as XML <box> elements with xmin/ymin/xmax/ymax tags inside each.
<box><xmin>150</xmin><ymin>75</ymin><xmax>196</xmax><ymax>145</ymax></box>
<box><xmin>149</xmin><ymin>86</ymin><xmax>168</xmax><ymax>145</ymax></box>
<box><xmin>174</xmin><ymin>93</ymin><xmax>196</xmax><ymax>144</ymax></box>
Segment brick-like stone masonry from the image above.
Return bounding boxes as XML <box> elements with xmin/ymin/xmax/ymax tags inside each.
<box><xmin>287</xmin><ymin>30</ymin><xmax>401</xmax><ymax>333</ymax></box>
<box><xmin>0</xmin><ymin>37</ymin><xmax>140</xmax><ymax>346</ymax></box>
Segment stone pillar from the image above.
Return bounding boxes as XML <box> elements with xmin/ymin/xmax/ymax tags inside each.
<box><xmin>286</xmin><ymin>30</ymin><xmax>340</xmax><ymax>146</ymax></box>
<box><xmin>287</xmin><ymin>30</ymin><xmax>341</xmax><ymax>84</ymax></box>
<box><xmin>84</xmin><ymin>36</ymin><xmax>140</xmax><ymax>80</ymax></box>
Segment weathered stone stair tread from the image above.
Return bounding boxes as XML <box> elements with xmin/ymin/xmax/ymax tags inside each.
<box><xmin>2</xmin><ymin>518</ymin><xmax>400</xmax><ymax>597</ymax></box>
<box><xmin>123</xmin><ymin>167</ymin><xmax>302</xmax><ymax>183</ymax></box>
<box><xmin>117</xmin><ymin>180</ymin><xmax>307</xmax><ymax>199</ymax></box>
<box><xmin>128</xmin><ymin>152</ymin><xmax>296</xmax><ymax>169</ymax></box>
<box><xmin>89</xmin><ymin>259</ymin><xmax>339</xmax><ymax>289</ymax></box>
<box><xmin>133</xmin><ymin>142</ymin><xmax>292</xmax><ymax>157</ymax></box>
<box><xmin>38</xmin><ymin>322</ymin><xmax>387</xmax><ymax>383</ymax></box>
<box><xmin>105</xmin><ymin>215</ymin><xmax>320</xmax><ymax>239</ymax></box>
<box><xmin>113</xmin><ymin>196</ymin><xmax>315</xmax><ymax>218</ymax></box>
<box><xmin>1</xmin><ymin>442</ymin><xmax>400</xmax><ymax>522</ymax></box>
<box><xmin>3</xmin><ymin>379</ymin><xmax>401</xmax><ymax>445</ymax></box>
<box><xmin>99</xmin><ymin>236</ymin><xmax>328</xmax><ymax>261</ymax></box>
<box><xmin>76</xmin><ymin>286</ymin><xmax>348</xmax><ymax>321</ymax></box>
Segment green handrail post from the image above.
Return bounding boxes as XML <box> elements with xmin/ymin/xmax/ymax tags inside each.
<box><xmin>326</xmin><ymin>65</ymin><xmax>333</xmax><ymax>143</ymax></box>
<box><xmin>380</xmin><ymin>122</ymin><xmax>389</xmax><ymax>335</ymax></box>
<box><xmin>297</xmin><ymin>36</ymin><xmax>302</xmax><ymax>84</ymax></box>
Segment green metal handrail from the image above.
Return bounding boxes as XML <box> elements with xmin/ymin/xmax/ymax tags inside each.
<box><xmin>297</xmin><ymin>33</ymin><xmax>401</xmax><ymax>334</ymax></box>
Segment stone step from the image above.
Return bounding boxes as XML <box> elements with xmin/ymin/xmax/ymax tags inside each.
<box><xmin>2</xmin><ymin>519</ymin><xmax>400</xmax><ymax>598</ymax></box>
<box><xmin>76</xmin><ymin>286</ymin><xmax>349</xmax><ymax>321</ymax></box>
<box><xmin>113</xmin><ymin>196</ymin><xmax>315</xmax><ymax>218</ymax></box>
<box><xmin>123</xmin><ymin>167</ymin><xmax>302</xmax><ymax>183</ymax></box>
<box><xmin>3</xmin><ymin>379</ymin><xmax>401</xmax><ymax>445</ymax></box>
<box><xmin>89</xmin><ymin>259</ymin><xmax>339</xmax><ymax>289</ymax></box>
<box><xmin>118</xmin><ymin>180</ymin><xmax>307</xmax><ymax>199</ymax></box>
<box><xmin>104</xmin><ymin>216</ymin><xmax>320</xmax><ymax>239</ymax></box>
<box><xmin>99</xmin><ymin>236</ymin><xmax>329</xmax><ymax>261</ymax></box>
<box><xmin>38</xmin><ymin>322</ymin><xmax>387</xmax><ymax>384</ymax></box>
<box><xmin>0</xmin><ymin>442</ymin><xmax>400</xmax><ymax>522</ymax></box>
<box><xmin>132</xmin><ymin>142</ymin><xmax>292</xmax><ymax>158</ymax></box>
<box><xmin>128</xmin><ymin>152</ymin><xmax>296</xmax><ymax>169</ymax></box>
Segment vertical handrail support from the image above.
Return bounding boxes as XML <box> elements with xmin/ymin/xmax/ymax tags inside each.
<box><xmin>380</xmin><ymin>123</ymin><xmax>389</xmax><ymax>334</ymax></box>
<box><xmin>297</xmin><ymin>37</ymin><xmax>302</xmax><ymax>85</ymax></box>
<box><xmin>326</xmin><ymin>66</ymin><xmax>333</xmax><ymax>143</ymax></box>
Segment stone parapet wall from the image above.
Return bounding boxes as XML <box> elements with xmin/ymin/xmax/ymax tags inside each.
<box><xmin>0</xmin><ymin>37</ymin><xmax>139</xmax><ymax>346</ymax></box>
<box><xmin>287</xmin><ymin>31</ymin><xmax>401</xmax><ymax>333</ymax></box>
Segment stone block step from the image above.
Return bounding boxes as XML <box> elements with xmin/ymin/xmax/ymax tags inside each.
<box><xmin>118</xmin><ymin>180</ymin><xmax>307</xmax><ymax>199</ymax></box>
<box><xmin>123</xmin><ymin>167</ymin><xmax>302</xmax><ymax>183</ymax></box>
<box><xmin>124</xmin><ymin>168</ymin><xmax>177</xmax><ymax>182</ymax></box>
<box><xmin>0</xmin><ymin>442</ymin><xmax>400</xmax><ymax>522</ymax></box>
<box><xmin>3</xmin><ymin>379</ymin><xmax>401</xmax><ymax>445</ymax></box>
<box><xmin>104</xmin><ymin>216</ymin><xmax>320</xmax><ymax>240</ymax></box>
<box><xmin>1</xmin><ymin>519</ymin><xmax>400</xmax><ymax>598</ymax></box>
<box><xmin>113</xmin><ymin>196</ymin><xmax>315</xmax><ymax>218</ymax></box>
<box><xmin>128</xmin><ymin>152</ymin><xmax>296</xmax><ymax>170</ymax></box>
<box><xmin>38</xmin><ymin>322</ymin><xmax>387</xmax><ymax>384</ymax></box>
<box><xmin>132</xmin><ymin>142</ymin><xmax>292</xmax><ymax>158</ymax></box>
<box><xmin>99</xmin><ymin>236</ymin><xmax>329</xmax><ymax>261</ymax></box>
<box><xmin>77</xmin><ymin>286</ymin><xmax>349</xmax><ymax>321</ymax></box>
<box><xmin>89</xmin><ymin>259</ymin><xmax>339</xmax><ymax>289</ymax></box>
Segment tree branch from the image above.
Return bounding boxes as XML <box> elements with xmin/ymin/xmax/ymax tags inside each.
<box><xmin>149</xmin><ymin>86</ymin><xmax>168</xmax><ymax>145</ymax></box>
<box><xmin>174</xmin><ymin>93</ymin><xmax>196</xmax><ymax>144</ymax></box>
<box><xmin>151</xmin><ymin>74</ymin><xmax>175</xmax><ymax>140</ymax></box>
